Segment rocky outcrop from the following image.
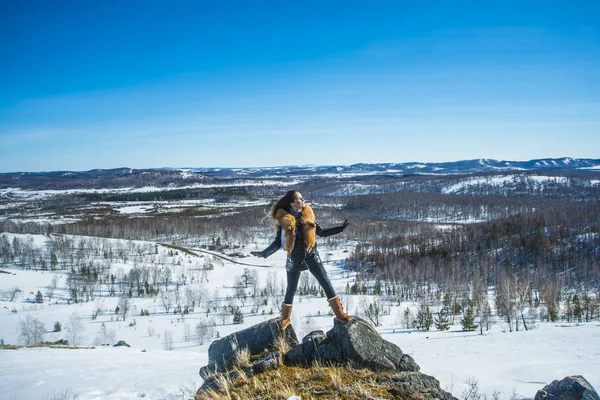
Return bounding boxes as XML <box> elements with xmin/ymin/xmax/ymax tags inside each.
<box><xmin>198</xmin><ymin>316</ymin><xmax>455</xmax><ymax>399</ymax></box>
<box><xmin>285</xmin><ymin>316</ymin><xmax>419</xmax><ymax>372</ymax></box>
<box><xmin>197</xmin><ymin>317</ymin><xmax>600</xmax><ymax>399</ymax></box>
<box><xmin>199</xmin><ymin>317</ymin><xmax>297</xmax><ymax>379</ymax></box>
<box><xmin>534</xmin><ymin>375</ymin><xmax>599</xmax><ymax>400</ymax></box>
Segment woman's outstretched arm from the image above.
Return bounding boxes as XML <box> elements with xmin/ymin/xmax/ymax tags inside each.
<box><xmin>251</xmin><ymin>227</ymin><xmax>282</xmax><ymax>258</ymax></box>
<box><xmin>316</xmin><ymin>219</ymin><xmax>349</xmax><ymax>238</ymax></box>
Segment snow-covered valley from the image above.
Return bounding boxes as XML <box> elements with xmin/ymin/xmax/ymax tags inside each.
<box><xmin>1</xmin><ymin>232</ymin><xmax>599</xmax><ymax>400</ymax></box>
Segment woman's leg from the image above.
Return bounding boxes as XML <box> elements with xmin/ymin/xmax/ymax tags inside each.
<box><xmin>308</xmin><ymin>254</ymin><xmax>352</xmax><ymax>322</ymax></box>
<box><xmin>284</xmin><ymin>269</ymin><xmax>302</xmax><ymax>305</ymax></box>
<box><xmin>307</xmin><ymin>257</ymin><xmax>336</xmax><ymax>300</ymax></box>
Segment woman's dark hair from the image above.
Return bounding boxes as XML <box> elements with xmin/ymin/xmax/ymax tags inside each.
<box><xmin>269</xmin><ymin>190</ymin><xmax>298</xmax><ymax>218</ymax></box>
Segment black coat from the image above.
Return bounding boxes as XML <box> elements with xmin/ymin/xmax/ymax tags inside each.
<box><xmin>262</xmin><ymin>218</ymin><xmax>347</xmax><ymax>272</ymax></box>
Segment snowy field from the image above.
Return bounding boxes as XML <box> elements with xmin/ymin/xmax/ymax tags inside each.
<box><xmin>0</xmin><ymin>233</ymin><xmax>599</xmax><ymax>400</ymax></box>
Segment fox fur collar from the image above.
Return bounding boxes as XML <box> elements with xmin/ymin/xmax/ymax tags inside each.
<box><xmin>274</xmin><ymin>204</ymin><xmax>316</xmax><ymax>254</ymax></box>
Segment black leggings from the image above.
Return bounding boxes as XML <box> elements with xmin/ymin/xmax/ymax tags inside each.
<box><xmin>283</xmin><ymin>260</ymin><xmax>336</xmax><ymax>305</ymax></box>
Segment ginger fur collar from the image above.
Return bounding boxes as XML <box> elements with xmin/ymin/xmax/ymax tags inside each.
<box><xmin>274</xmin><ymin>204</ymin><xmax>316</xmax><ymax>254</ymax></box>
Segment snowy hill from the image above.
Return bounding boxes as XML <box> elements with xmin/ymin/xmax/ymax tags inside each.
<box><xmin>1</xmin><ymin>157</ymin><xmax>599</xmax><ymax>190</ymax></box>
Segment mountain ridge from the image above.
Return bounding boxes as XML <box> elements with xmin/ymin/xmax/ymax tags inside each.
<box><xmin>4</xmin><ymin>157</ymin><xmax>600</xmax><ymax>177</ymax></box>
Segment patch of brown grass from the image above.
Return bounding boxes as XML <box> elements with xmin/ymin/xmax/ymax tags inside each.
<box><xmin>272</xmin><ymin>332</ymin><xmax>292</xmax><ymax>355</ymax></box>
<box><xmin>232</xmin><ymin>347</ymin><xmax>251</xmax><ymax>369</ymax></box>
<box><xmin>196</xmin><ymin>362</ymin><xmax>411</xmax><ymax>400</ymax></box>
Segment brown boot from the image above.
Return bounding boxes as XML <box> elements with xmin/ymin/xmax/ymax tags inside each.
<box><xmin>328</xmin><ymin>296</ymin><xmax>352</xmax><ymax>323</ymax></box>
<box><xmin>280</xmin><ymin>303</ymin><xmax>293</xmax><ymax>330</ymax></box>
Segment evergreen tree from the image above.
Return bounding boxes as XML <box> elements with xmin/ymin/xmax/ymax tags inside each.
<box><xmin>53</xmin><ymin>321</ymin><xmax>62</xmax><ymax>332</ymax></box>
<box><xmin>403</xmin><ymin>308</ymin><xmax>411</xmax><ymax>329</ymax></box>
<box><xmin>35</xmin><ymin>290</ymin><xmax>43</xmax><ymax>304</ymax></box>
<box><xmin>414</xmin><ymin>304</ymin><xmax>433</xmax><ymax>331</ymax></box>
<box><xmin>572</xmin><ymin>294</ymin><xmax>583</xmax><ymax>321</ymax></box>
<box><xmin>461</xmin><ymin>304</ymin><xmax>478</xmax><ymax>332</ymax></box>
<box><xmin>50</xmin><ymin>252</ymin><xmax>58</xmax><ymax>271</ymax></box>
<box><xmin>547</xmin><ymin>301</ymin><xmax>559</xmax><ymax>322</ymax></box>
<box><xmin>233</xmin><ymin>307</ymin><xmax>244</xmax><ymax>324</ymax></box>
<box><xmin>424</xmin><ymin>306</ymin><xmax>434</xmax><ymax>331</ymax></box>
<box><xmin>435</xmin><ymin>309</ymin><xmax>451</xmax><ymax>331</ymax></box>
<box><xmin>477</xmin><ymin>303</ymin><xmax>493</xmax><ymax>335</ymax></box>
<box><xmin>564</xmin><ymin>295</ymin><xmax>573</xmax><ymax>322</ymax></box>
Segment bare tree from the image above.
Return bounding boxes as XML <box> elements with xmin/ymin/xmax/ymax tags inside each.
<box><xmin>6</xmin><ymin>287</ymin><xmax>22</xmax><ymax>302</ymax></box>
<box><xmin>184</xmin><ymin>286</ymin><xmax>194</xmax><ymax>311</ymax></box>
<box><xmin>66</xmin><ymin>311</ymin><xmax>86</xmax><ymax>345</ymax></box>
<box><xmin>19</xmin><ymin>315</ymin><xmax>46</xmax><ymax>345</ymax></box>
<box><xmin>46</xmin><ymin>276</ymin><xmax>59</xmax><ymax>303</ymax></box>
<box><xmin>118</xmin><ymin>294</ymin><xmax>130</xmax><ymax>321</ymax></box>
<box><xmin>92</xmin><ymin>297</ymin><xmax>105</xmax><ymax>320</ymax></box>
<box><xmin>196</xmin><ymin>320</ymin><xmax>209</xmax><ymax>345</ymax></box>
<box><xmin>163</xmin><ymin>329</ymin><xmax>174</xmax><ymax>351</ymax></box>
<box><xmin>515</xmin><ymin>277</ymin><xmax>532</xmax><ymax>331</ymax></box>
<box><xmin>162</xmin><ymin>267</ymin><xmax>172</xmax><ymax>290</ymax></box>
<box><xmin>161</xmin><ymin>289</ymin><xmax>174</xmax><ymax>313</ymax></box>
<box><xmin>360</xmin><ymin>296</ymin><xmax>383</xmax><ymax>327</ymax></box>
<box><xmin>93</xmin><ymin>322</ymin><xmax>115</xmax><ymax>345</ymax></box>
<box><xmin>495</xmin><ymin>273</ymin><xmax>517</xmax><ymax>332</ymax></box>
<box><xmin>184</xmin><ymin>323</ymin><xmax>192</xmax><ymax>342</ymax></box>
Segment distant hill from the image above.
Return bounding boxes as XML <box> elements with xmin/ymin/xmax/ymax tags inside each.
<box><xmin>1</xmin><ymin>157</ymin><xmax>599</xmax><ymax>190</ymax></box>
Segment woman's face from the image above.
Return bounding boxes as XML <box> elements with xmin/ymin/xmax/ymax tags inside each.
<box><xmin>290</xmin><ymin>192</ymin><xmax>305</xmax><ymax>211</ymax></box>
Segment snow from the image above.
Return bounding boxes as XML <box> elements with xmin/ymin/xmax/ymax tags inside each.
<box><xmin>1</xmin><ymin>233</ymin><xmax>599</xmax><ymax>400</ymax></box>
<box><xmin>0</xmin><ymin>180</ymin><xmax>301</xmax><ymax>201</ymax></box>
<box><xmin>528</xmin><ymin>176</ymin><xmax>568</xmax><ymax>184</ymax></box>
<box><xmin>1</xmin><ymin>347</ymin><xmax>204</xmax><ymax>400</ymax></box>
<box><xmin>442</xmin><ymin>176</ymin><xmax>515</xmax><ymax>194</ymax></box>
<box><xmin>383</xmin><ymin>323</ymin><xmax>600</xmax><ymax>398</ymax></box>
<box><xmin>441</xmin><ymin>175</ymin><xmax>581</xmax><ymax>194</ymax></box>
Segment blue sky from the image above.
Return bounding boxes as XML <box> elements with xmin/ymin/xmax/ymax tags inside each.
<box><xmin>1</xmin><ymin>1</ymin><xmax>599</xmax><ymax>172</ymax></box>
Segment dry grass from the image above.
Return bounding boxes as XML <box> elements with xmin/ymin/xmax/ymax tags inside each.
<box><xmin>272</xmin><ymin>332</ymin><xmax>292</xmax><ymax>355</ymax></box>
<box><xmin>232</xmin><ymin>346</ymin><xmax>251</xmax><ymax>369</ymax></box>
<box><xmin>196</xmin><ymin>362</ymin><xmax>411</xmax><ymax>400</ymax></box>
<box><xmin>327</xmin><ymin>367</ymin><xmax>343</xmax><ymax>392</ymax></box>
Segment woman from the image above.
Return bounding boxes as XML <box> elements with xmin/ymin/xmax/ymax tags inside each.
<box><xmin>251</xmin><ymin>190</ymin><xmax>352</xmax><ymax>330</ymax></box>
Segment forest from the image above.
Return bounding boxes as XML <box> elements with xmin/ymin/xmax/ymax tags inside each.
<box><xmin>1</xmin><ymin>168</ymin><xmax>599</xmax><ymax>333</ymax></box>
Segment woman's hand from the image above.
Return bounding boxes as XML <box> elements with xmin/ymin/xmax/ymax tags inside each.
<box><xmin>341</xmin><ymin>219</ymin><xmax>349</xmax><ymax>231</ymax></box>
<box><xmin>250</xmin><ymin>251</ymin><xmax>266</xmax><ymax>258</ymax></box>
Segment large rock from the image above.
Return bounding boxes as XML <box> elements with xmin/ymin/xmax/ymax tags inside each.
<box><xmin>535</xmin><ymin>375</ymin><xmax>599</xmax><ymax>400</ymax></box>
<box><xmin>286</xmin><ymin>316</ymin><xmax>419</xmax><ymax>372</ymax></box>
<box><xmin>199</xmin><ymin>317</ymin><xmax>297</xmax><ymax>378</ymax></box>
<box><xmin>198</xmin><ymin>316</ymin><xmax>456</xmax><ymax>399</ymax></box>
<box><xmin>379</xmin><ymin>372</ymin><xmax>457</xmax><ymax>400</ymax></box>
<box><xmin>284</xmin><ymin>330</ymin><xmax>327</xmax><ymax>365</ymax></box>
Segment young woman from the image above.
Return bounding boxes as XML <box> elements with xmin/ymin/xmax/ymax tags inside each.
<box><xmin>251</xmin><ymin>190</ymin><xmax>351</xmax><ymax>330</ymax></box>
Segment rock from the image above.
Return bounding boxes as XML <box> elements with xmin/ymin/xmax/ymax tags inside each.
<box><xmin>252</xmin><ymin>351</ymin><xmax>281</xmax><ymax>374</ymax></box>
<box><xmin>199</xmin><ymin>364</ymin><xmax>217</xmax><ymax>381</ymax></box>
<box><xmin>284</xmin><ymin>330</ymin><xmax>327</xmax><ymax>365</ymax></box>
<box><xmin>382</xmin><ymin>372</ymin><xmax>456</xmax><ymax>400</ymax></box>
<box><xmin>199</xmin><ymin>365</ymin><xmax>253</xmax><ymax>393</ymax></box>
<box><xmin>398</xmin><ymin>353</ymin><xmax>420</xmax><ymax>372</ymax></box>
<box><xmin>201</xmin><ymin>317</ymin><xmax>297</xmax><ymax>375</ymax></box>
<box><xmin>535</xmin><ymin>375</ymin><xmax>599</xmax><ymax>400</ymax></box>
<box><xmin>113</xmin><ymin>340</ymin><xmax>130</xmax><ymax>347</ymax></box>
<box><xmin>197</xmin><ymin>316</ymin><xmax>456</xmax><ymax>400</ymax></box>
<box><xmin>53</xmin><ymin>339</ymin><xmax>69</xmax><ymax>345</ymax></box>
<box><xmin>199</xmin><ymin>352</ymin><xmax>282</xmax><ymax>393</ymax></box>
<box><xmin>289</xmin><ymin>316</ymin><xmax>418</xmax><ymax>372</ymax></box>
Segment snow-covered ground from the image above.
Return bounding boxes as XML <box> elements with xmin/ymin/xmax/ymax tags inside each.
<box><xmin>1</xmin><ymin>233</ymin><xmax>598</xmax><ymax>400</ymax></box>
